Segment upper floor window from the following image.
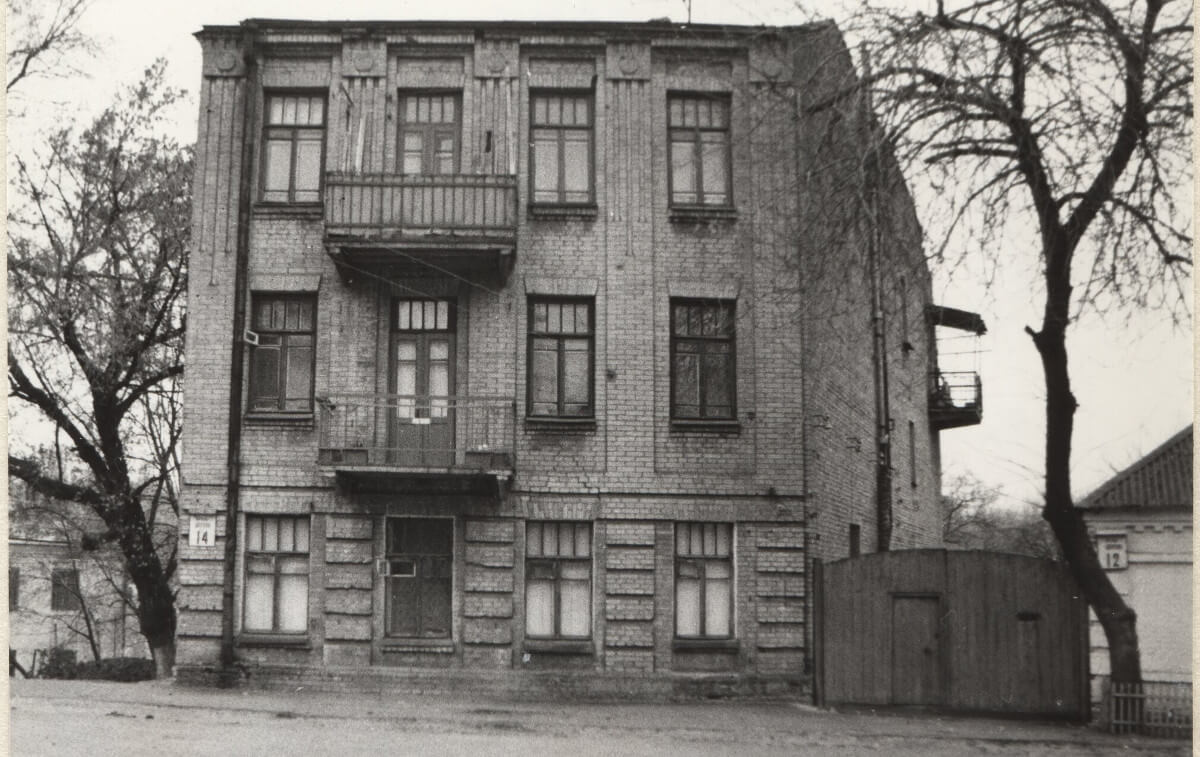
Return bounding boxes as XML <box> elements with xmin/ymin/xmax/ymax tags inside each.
<box><xmin>243</xmin><ymin>516</ymin><xmax>310</xmax><ymax>635</ymax></box>
<box><xmin>528</xmin><ymin>298</ymin><xmax>594</xmax><ymax>418</ymax></box>
<box><xmin>530</xmin><ymin>93</ymin><xmax>593</xmax><ymax>205</ymax></box>
<box><xmin>50</xmin><ymin>567</ymin><xmax>81</xmax><ymax>612</ymax></box>
<box><xmin>261</xmin><ymin>93</ymin><xmax>325</xmax><ymax>203</ymax></box>
<box><xmin>248</xmin><ymin>294</ymin><xmax>316</xmax><ymax>413</ymax></box>
<box><xmin>670</xmin><ymin>299</ymin><xmax>736</xmax><ymax>420</ymax></box>
<box><xmin>668</xmin><ymin>94</ymin><xmax>731</xmax><ymax>207</ymax></box>
<box><xmin>399</xmin><ymin>93</ymin><xmax>460</xmax><ymax>175</ymax></box>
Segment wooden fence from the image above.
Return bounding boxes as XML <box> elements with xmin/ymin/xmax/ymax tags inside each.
<box><xmin>815</xmin><ymin>549</ymin><xmax>1089</xmax><ymax>718</ymax></box>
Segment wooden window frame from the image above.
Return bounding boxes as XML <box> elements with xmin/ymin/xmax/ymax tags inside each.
<box><xmin>525</xmin><ymin>521</ymin><xmax>592</xmax><ymax>640</ymax></box>
<box><xmin>397</xmin><ymin>92</ymin><xmax>462</xmax><ymax>175</ymax></box>
<box><xmin>247</xmin><ymin>293</ymin><xmax>317</xmax><ymax>414</ymax></box>
<box><xmin>242</xmin><ymin>515</ymin><xmax>311</xmax><ymax>635</ymax></box>
<box><xmin>667</xmin><ymin>93</ymin><xmax>733</xmax><ymax>208</ymax></box>
<box><xmin>9</xmin><ymin>567</ymin><xmax>19</xmax><ymax>611</ymax></box>
<box><xmin>260</xmin><ymin>91</ymin><xmax>327</xmax><ymax>204</ymax></box>
<box><xmin>529</xmin><ymin>91</ymin><xmax>595</xmax><ymax>207</ymax></box>
<box><xmin>669</xmin><ymin>299</ymin><xmax>737</xmax><ymax>421</ymax></box>
<box><xmin>50</xmin><ymin>567</ymin><xmax>81</xmax><ymax>612</ymax></box>
<box><xmin>526</xmin><ymin>297</ymin><xmax>595</xmax><ymax>419</ymax></box>
<box><xmin>674</xmin><ymin>523</ymin><xmax>734</xmax><ymax>640</ymax></box>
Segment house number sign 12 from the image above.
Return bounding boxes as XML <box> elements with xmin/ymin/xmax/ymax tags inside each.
<box><xmin>189</xmin><ymin>516</ymin><xmax>217</xmax><ymax>547</ymax></box>
<box><xmin>1097</xmin><ymin>535</ymin><xmax>1127</xmax><ymax>570</ymax></box>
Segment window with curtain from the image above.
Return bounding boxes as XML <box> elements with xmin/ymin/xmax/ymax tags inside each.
<box><xmin>526</xmin><ymin>521</ymin><xmax>592</xmax><ymax>638</ymax></box>
<box><xmin>243</xmin><ymin>516</ymin><xmax>310</xmax><ymax>634</ymax></box>
<box><xmin>668</xmin><ymin>94</ymin><xmax>731</xmax><ymax>206</ymax></box>
<box><xmin>398</xmin><ymin>93</ymin><xmax>460</xmax><ymax>175</ymax></box>
<box><xmin>530</xmin><ymin>93</ymin><xmax>593</xmax><ymax>205</ymax></box>
<box><xmin>675</xmin><ymin>522</ymin><xmax>733</xmax><ymax>638</ymax></box>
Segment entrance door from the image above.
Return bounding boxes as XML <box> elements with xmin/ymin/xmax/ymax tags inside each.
<box><xmin>384</xmin><ymin>518</ymin><xmax>453</xmax><ymax>639</ymax></box>
<box><xmin>891</xmin><ymin>595</ymin><xmax>942</xmax><ymax>705</ymax></box>
<box><xmin>390</xmin><ymin>299</ymin><xmax>455</xmax><ymax>467</ymax></box>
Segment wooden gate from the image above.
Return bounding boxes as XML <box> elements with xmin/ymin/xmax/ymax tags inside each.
<box><xmin>814</xmin><ymin>549</ymin><xmax>1088</xmax><ymax>718</ymax></box>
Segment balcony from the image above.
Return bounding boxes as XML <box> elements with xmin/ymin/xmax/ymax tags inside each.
<box><xmin>323</xmin><ymin>172</ymin><xmax>518</xmax><ymax>283</ymax></box>
<box><xmin>316</xmin><ymin>393</ymin><xmax>515</xmax><ymax>492</ymax></box>
<box><xmin>929</xmin><ymin>371</ymin><xmax>983</xmax><ymax>430</ymax></box>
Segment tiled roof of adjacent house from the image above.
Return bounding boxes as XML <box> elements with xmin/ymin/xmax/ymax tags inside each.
<box><xmin>1078</xmin><ymin>426</ymin><xmax>1193</xmax><ymax>511</ymax></box>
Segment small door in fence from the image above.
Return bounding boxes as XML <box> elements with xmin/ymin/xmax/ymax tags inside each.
<box><xmin>891</xmin><ymin>595</ymin><xmax>942</xmax><ymax>705</ymax></box>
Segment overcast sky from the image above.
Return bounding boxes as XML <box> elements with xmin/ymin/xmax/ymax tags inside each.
<box><xmin>7</xmin><ymin>0</ymin><xmax>1193</xmax><ymax>510</ymax></box>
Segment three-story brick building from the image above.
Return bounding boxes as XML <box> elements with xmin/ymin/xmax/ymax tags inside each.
<box><xmin>177</xmin><ymin>18</ymin><xmax>983</xmax><ymax>696</ymax></box>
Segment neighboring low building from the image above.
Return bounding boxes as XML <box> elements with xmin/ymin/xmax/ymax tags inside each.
<box><xmin>1079</xmin><ymin>426</ymin><xmax>1192</xmax><ymax>693</ymax></box>
<box><xmin>8</xmin><ymin>480</ymin><xmax>144</xmax><ymax>672</ymax></box>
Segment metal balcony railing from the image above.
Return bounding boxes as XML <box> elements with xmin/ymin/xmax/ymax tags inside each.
<box><xmin>316</xmin><ymin>394</ymin><xmax>515</xmax><ymax>473</ymax></box>
<box><xmin>929</xmin><ymin>371</ymin><xmax>983</xmax><ymax>430</ymax></box>
<box><xmin>324</xmin><ymin>172</ymin><xmax>518</xmax><ymax>236</ymax></box>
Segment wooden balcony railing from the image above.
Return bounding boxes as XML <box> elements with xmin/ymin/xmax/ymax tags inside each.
<box><xmin>316</xmin><ymin>393</ymin><xmax>515</xmax><ymax>474</ymax></box>
<box><xmin>324</xmin><ymin>172</ymin><xmax>517</xmax><ymax>237</ymax></box>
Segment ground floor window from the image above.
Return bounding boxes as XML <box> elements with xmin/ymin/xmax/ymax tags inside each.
<box><xmin>386</xmin><ymin>518</ymin><xmax>453</xmax><ymax>638</ymax></box>
<box><xmin>525</xmin><ymin>521</ymin><xmax>592</xmax><ymax>638</ymax></box>
<box><xmin>50</xmin><ymin>567</ymin><xmax>81</xmax><ymax>612</ymax></box>
<box><xmin>243</xmin><ymin>516</ymin><xmax>310</xmax><ymax>634</ymax></box>
<box><xmin>675</xmin><ymin>522</ymin><xmax>733</xmax><ymax>638</ymax></box>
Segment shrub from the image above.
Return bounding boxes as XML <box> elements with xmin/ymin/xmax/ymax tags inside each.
<box><xmin>36</xmin><ymin>647</ymin><xmax>79</xmax><ymax>679</ymax></box>
<box><xmin>74</xmin><ymin>657</ymin><xmax>156</xmax><ymax>682</ymax></box>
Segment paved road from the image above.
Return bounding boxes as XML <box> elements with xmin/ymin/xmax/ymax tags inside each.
<box><xmin>7</xmin><ymin>678</ymin><xmax>1189</xmax><ymax>756</ymax></box>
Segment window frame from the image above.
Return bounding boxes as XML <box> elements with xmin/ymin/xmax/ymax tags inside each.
<box><xmin>247</xmin><ymin>293</ymin><xmax>318</xmax><ymax>415</ymax></box>
<box><xmin>667</xmin><ymin>93</ymin><xmax>733</xmax><ymax>208</ymax></box>
<box><xmin>397</xmin><ymin>91</ymin><xmax>462</xmax><ymax>175</ymax></box>
<box><xmin>242</xmin><ymin>515</ymin><xmax>311</xmax><ymax>636</ymax></box>
<box><xmin>529</xmin><ymin>91</ymin><xmax>596</xmax><ymax>207</ymax></box>
<box><xmin>259</xmin><ymin>91</ymin><xmax>327</xmax><ymax>204</ymax></box>
<box><xmin>50</xmin><ymin>567</ymin><xmax>81</xmax><ymax>613</ymax></box>
<box><xmin>674</xmin><ymin>522</ymin><xmax>734</xmax><ymax>640</ymax></box>
<box><xmin>525</xmin><ymin>521</ymin><xmax>593</xmax><ymax>640</ymax></box>
<box><xmin>526</xmin><ymin>297</ymin><xmax>596</xmax><ymax>420</ymax></box>
<box><xmin>9</xmin><ymin>567</ymin><xmax>19</xmax><ymax>611</ymax></box>
<box><xmin>669</xmin><ymin>298</ymin><xmax>737</xmax><ymax>422</ymax></box>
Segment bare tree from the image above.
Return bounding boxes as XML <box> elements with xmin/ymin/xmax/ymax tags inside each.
<box><xmin>6</xmin><ymin>0</ymin><xmax>94</xmax><ymax>93</ymax></box>
<box><xmin>819</xmin><ymin>0</ymin><xmax>1192</xmax><ymax>686</ymax></box>
<box><xmin>941</xmin><ymin>474</ymin><xmax>1059</xmax><ymax>559</ymax></box>
<box><xmin>8</xmin><ymin>61</ymin><xmax>190</xmax><ymax>677</ymax></box>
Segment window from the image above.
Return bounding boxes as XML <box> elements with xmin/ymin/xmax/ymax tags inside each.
<box><xmin>526</xmin><ymin>522</ymin><xmax>591</xmax><ymax>638</ymax></box>
<box><xmin>675</xmin><ymin>523</ymin><xmax>732</xmax><ymax>638</ymax></box>
<box><xmin>849</xmin><ymin>524</ymin><xmax>861</xmax><ymax>558</ymax></box>
<box><xmin>530</xmin><ymin>93</ymin><xmax>593</xmax><ymax>205</ymax></box>
<box><xmin>670</xmin><ymin>299</ymin><xmax>736</xmax><ymax>420</ymax></box>
<box><xmin>668</xmin><ymin>94</ymin><xmax>731</xmax><ymax>206</ymax></box>
<box><xmin>248</xmin><ymin>294</ymin><xmax>316</xmax><ymax>413</ymax></box>
<box><xmin>261</xmin><ymin>93</ymin><xmax>325</xmax><ymax>203</ymax></box>
<box><xmin>527</xmin><ymin>298</ymin><xmax>594</xmax><ymax>418</ymax></box>
<box><xmin>385</xmin><ymin>518</ymin><xmax>452</xmax><ymax>638</ymax></box>
<box><xmin>243</xmin><ymin>516</ymin><xmax>310</xmax><ymax>634</ymax></box>
<box><xmin>908</xmin><ymin>420</ymin><xmax>917</xmax><ymax>487</ymax></box>
<box><xmin>399</xmin><ymin>93</ymin><xmax>460</xmax><ymax>174</ymax></box>
<box><xmin>50</xmin><ymin>568</ymin><xmax>81</xmax><ymax>612</ymax></box>
<box><xmin>9</xmin><ymin>568</ymin><xmax>19</xmax><ymax>611</ymax></box>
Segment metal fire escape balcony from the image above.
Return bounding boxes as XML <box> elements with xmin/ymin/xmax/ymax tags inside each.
<box><xmin>323</xmin><ymin>172</ymin><xmax>517</xmax><ymax>284</ymax></box>
<box><xmin>926</xmin><ymin>304</ymin><xmax>987</xmax><ymax>431</ymax></box>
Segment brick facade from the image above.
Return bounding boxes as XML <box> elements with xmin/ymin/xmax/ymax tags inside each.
<box><xmin>178</xmin><ymin>19</ymin><xmax>954</xmax><ymax>696</ymax></box>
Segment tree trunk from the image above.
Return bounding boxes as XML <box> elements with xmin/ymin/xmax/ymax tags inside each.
<box><xmin>1031</xmin><ymin>271</ymin><xmax>1141</xmax><ymax>686</ymax></box>
<box><xmin>114</xmin><ymin>496</ymin><xmax>178</xmax><ymax>679</ymax></box>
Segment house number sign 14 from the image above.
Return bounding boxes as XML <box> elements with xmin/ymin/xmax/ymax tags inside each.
<box><xmin>189</xmin><ymin>516</ymin><xmax>217</xmax><ymax>547</ymax></box>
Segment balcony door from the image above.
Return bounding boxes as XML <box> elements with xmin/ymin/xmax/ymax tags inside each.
<box><xmin>390</xmin><ymin>299</ymin><xmax>456</xmax><ymax>467</ymax></box>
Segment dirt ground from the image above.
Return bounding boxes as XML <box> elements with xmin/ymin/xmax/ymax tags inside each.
<box><xmin>6</xmin><ymin>678</ymin><xmax>1190</xmax><ymax>756</ymax></box>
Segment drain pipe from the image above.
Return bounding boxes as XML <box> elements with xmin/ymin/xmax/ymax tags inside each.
<box><xmin>219</xmin><ymin>25</ymin><xmax>259</xmax><ymax>683</ymax></box>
